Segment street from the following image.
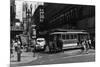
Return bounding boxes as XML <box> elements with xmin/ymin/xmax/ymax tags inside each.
<box><xmin>10</xmin><ymin>1</ymin><xmax>95</xmax><ymax>67</ymax></box>
<box><xmin>11</xmin><ymin>49</ymin><xmax>95</xmax><ymax>67</ymax></box>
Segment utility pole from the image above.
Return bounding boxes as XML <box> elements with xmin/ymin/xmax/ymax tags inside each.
<box><xmin>25</xmin><ymin>3</ymin><xmax>33</xmax><ymax>51</ymax></box>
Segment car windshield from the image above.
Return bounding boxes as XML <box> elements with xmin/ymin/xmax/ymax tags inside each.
<box><xmin>37</xmin><ymin>40</ymin><xmax>44</xmax><ymax>42</ymax></box>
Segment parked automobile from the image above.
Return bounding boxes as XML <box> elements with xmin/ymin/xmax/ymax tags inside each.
<box><xmin>35</xmin><ymin>38</ymin><xmax>46</xmax><ymax>50</ymax></box>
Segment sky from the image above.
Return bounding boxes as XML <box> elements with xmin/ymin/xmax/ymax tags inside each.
<box><xmin>15</xmin><ymin>0</ymin><xmax>44</xmax><ymax>22</ymax></box>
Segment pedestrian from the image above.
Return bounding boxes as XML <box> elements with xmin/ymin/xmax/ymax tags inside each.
<box><xmin>31</xmin><ymin>39</ymin><xmax>37</xmax><ymax>57</ymax></box>
<box><xmin>80</xmin><ymin>40</ymin><xmax>86</xmax><ymax>53</ymax></box>
<box><xmin>93</xmin><ymin>39</ymin><xmax>95</xmax><ymax>49</ymax></box>
<box><xmin>10</xmin><ymin>40</ymin><xmax>14</xmax><ymax>57</ymax></box>
<box><xmin>32</xmin><ymin>45</ymin><xmax>36</xmax><ymax>57</ymax></box>
<box><xmin>81</xmin><ymin>39</ymin><xmax>89</xmax><ymax>54</ymax></box>
<box><xmin>56</xmin><ymin>38</ymin><xmax>63</xmax><ymax>52</ymax></box>
<box><xmin>91</xmin><ymin>38</ymin><xmax>95</xmax><ymax>49</ymax></box>
<box><xmin>53</xmin><ymin>36</ymin><xmax>58</xmax><ymax>53</ymax></box>
<box><xmin>85</xmin><ymin>40</ymin><xmax>90</xmax><ymax>54</ymax></box>
<box><xmin>60</xmin><ymin>39</ymin><xmax>64</xmax><ymax>52</ymax></box>
<box><xmin>17</xmin><ymin>43</ymin><xmax>21</xmax><ymax>62</ymax></box>
<box><xmin>18</xmin><ymin>40</ymin><xmax>21</xmax><ymax>49</ymax></box>
<box><xmin>16</xmin><ymin>38</ymin><xmax>22</xmax><ymax>62</ymax></box>
<box><xmin>49</xmin><ymin>41</ymin><xmax>53</xmax><ymax>53</ymax></box>
<box><xmin>88</xmin><ymin>39</ymin><xmax>91</xmax><ymax>49</ymax></box>
<box><xmin>10</xmin><ymin>40</ymin><xmax>13</xmax><ymax>54</ymax></box>
<box><xmin>14</xmin><ymin>40</ymin><xmax>18</xmax><ymax>52</ymax></box>
<box><xmin>86</xmin><ymin>38</ymin><xmax>91</xmax><ymax>49</ymax></box>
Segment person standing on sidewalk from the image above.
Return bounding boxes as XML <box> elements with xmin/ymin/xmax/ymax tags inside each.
<box><xmin>17</xmin><ymin>40</ymin><xmax>22</xmax><ymax>62</ymax></box>
<box><xmin>31</xmin><ymin>39</ymin><xmax>37</xmax><ymax>57</ymax></box>
<box><xmin>14</xmin><ymin>40</ymin><xmax>18</xmax><ymax>52</ymax></box>
<box><xmin>32</xmin><ymin>45</ymin><xmax>36</xmax><ymax>57</ymax></box>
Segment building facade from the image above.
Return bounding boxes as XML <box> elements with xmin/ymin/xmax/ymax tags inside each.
<box><xmin>33</xmin><ymin>2</ymin><xmax>95</xmax><ymax>39</ymax></box>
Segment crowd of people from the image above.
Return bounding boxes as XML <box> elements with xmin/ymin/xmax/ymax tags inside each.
<box><xmin>78</xmin><ymin>38</ymin><xmax>95</xmax><ymax>54</ymax></box>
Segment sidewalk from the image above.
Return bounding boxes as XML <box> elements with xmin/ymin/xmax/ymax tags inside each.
<box><xmin>62</xmin><ymin>49</ymin><xmax>95</xmax><ymax>55</ymax></box>
<box><xmin>10</xmin><ymin>52</ymin><xmax>38</xmax><ymax>65</ymax></box>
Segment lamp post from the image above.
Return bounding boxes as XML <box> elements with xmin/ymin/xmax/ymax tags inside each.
<box><xmin>31</xmin><ymin>25</ymin><xmax>36</xmax><ymax>57</ymax></box>
<box><xmin>25</xmin><ymin>4</ymin><xmax>33</xmax><ymax>51</ymax></box>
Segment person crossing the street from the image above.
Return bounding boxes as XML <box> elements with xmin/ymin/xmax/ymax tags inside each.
<box><xmin>81</xmin><ymin>39</ymin><xmax>90</xmax><ymax>54</ymax></box>
<box><xmin>53</xmin><ymin>36</ymin><xmax>58</xmax><ymax>53</ymax></box>
<box><xmin>85</xmin><ymin>39</ymin><xmax>90</xmax><ymax>54</ymax></box>
<box><xmin>56</xmin><ymin>38</ymin><xmax>63</xmax><ymax>52</ymax></box>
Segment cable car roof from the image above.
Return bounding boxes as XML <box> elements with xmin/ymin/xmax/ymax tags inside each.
<box><xmin>50</xmin><ymin>31</ymin><xmax>88</xmax><ymax>35</ymax></box>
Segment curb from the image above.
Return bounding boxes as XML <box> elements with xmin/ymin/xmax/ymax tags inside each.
<box><xmin>10</xmin><ymin>56</ymin><xmax>38</xmax><ymax>65</ymax></box>
<box><xmin>10</xmin><ymin>52</ymin><xmax>38</xmax><ymax>65</ymax></box>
